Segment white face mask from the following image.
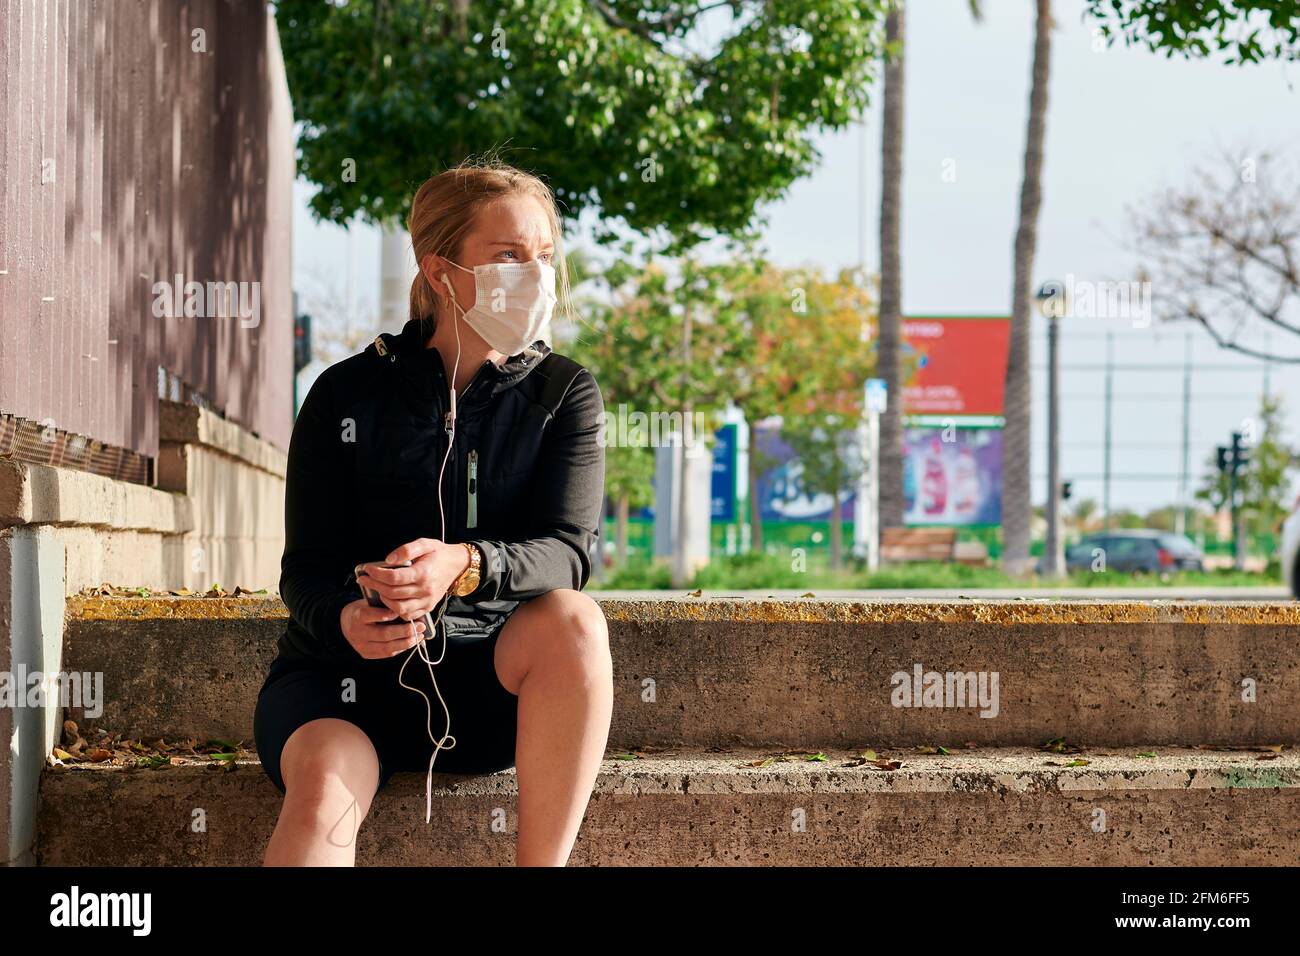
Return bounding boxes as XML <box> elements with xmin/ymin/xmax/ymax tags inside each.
<box><xmin>441</xmin><ymin>257</ymin><xmax>557</xmax><ymax>356</ymax></box>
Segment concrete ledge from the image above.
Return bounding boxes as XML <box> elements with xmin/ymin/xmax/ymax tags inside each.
<box><xmin>159</xmin><ymin>401</ymin><xmax>287</xmax><ymax>481</ymax></box>
<box><xmin>60</xmin><ymin>596</ymin><xmax>1300</xmax><ymax>748</ymax></box>
<box><xmin>35</xmin><ymin>747</ymin><xmax>1300</xmax><ymax>866</ymax></box>
<box><xmin>64</xmin><ymin>593</ymin><xmax>1300</xmax><ymax>624</ymax></box>
<box><xmin>0</xmin><ymin>460</ymin><xmax>192</xmax><ymax>532</ymax></box>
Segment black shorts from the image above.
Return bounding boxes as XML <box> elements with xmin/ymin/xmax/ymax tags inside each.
<box><xmin>253</xmin><ymin>614</ymin><xmax>519</xmax><ymax>796</ymax></box>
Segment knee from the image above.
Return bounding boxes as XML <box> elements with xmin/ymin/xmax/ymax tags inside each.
<box><xmin>533</xmin><ymin>589</ymin><xmax>610</xmax><ymax>672</ymax></box>
<box><xmin>279</xmin><ymin>721</ymin><xmax>378</xmax><ymax>821</ymax></box>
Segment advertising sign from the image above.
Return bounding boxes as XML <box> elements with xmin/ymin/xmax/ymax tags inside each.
<box><xmin>711</xmin><ymin>423</ymin><xmax>737</xmax><ymax>522</ymax></box>
<box><xmin>902</xmin><ymin>317</ymin><xmax>1011</xmax><ymax>417</ymax></box>
<box><xmin>903</xmin><ymin>426</ymin><xmax>1002</xmax><ymax>526</ymax></box>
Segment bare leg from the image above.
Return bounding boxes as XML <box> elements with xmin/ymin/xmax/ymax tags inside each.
<box><xmin>263</xmin><ymin>718</ymin><xmax>381</xmax><ymax>866</ymax></box>
<box><xmin>493</xmin><ymin>589</ymin><xmax>613</xmax><ymax>866</ymax></box>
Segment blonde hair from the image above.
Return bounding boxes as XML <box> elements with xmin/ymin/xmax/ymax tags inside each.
<box><xmin>406</xmin><ymin>154</ymin><xmax>573</xmax><ymax>341</ymax></box>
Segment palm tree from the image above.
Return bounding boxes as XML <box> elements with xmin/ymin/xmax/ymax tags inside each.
<box><xmin>876</xmin><ymin>0</ymin><xmax>905</xmax><ymax>531</ymax></box>
<box><xmin>878</xmin><ymin>1</ymin><xmax>983</xmax><ymax>533</ymax></box>
<box><xmin>1001</xmin><ymin>0</ymin><xmax>1053</xmax><ymax>575</ymax></box>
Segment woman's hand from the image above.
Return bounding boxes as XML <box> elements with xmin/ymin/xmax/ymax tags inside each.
<box><xmin>339</xmin><ymin>598</ymin><xmax>426</xmax><ymax>659</ymax></box>
<box><xmin>356</xmin><ymin>539</ymin><xmax>472</xmax><ymax>622</ymax></box>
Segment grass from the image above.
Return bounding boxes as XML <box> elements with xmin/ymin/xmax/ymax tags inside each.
<box><xmin>591</xmin><ymin>553</ymin><xmax>1284</xmax><ymax>591</ymax></box>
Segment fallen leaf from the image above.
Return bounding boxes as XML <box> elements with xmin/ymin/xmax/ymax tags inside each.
<box><xmin>1041</xmin><ymin>737</ymin><xmax>1084</xmax><ymax>754</ymax></box>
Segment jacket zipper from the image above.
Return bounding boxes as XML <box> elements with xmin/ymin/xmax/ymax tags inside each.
<box><xmin>433</xmin><ymin>356</ymin><xmax>492</xmax><ymax>538</ymax></box>
<box><xmin>467</xmin><ymin>449</ymin><xmax>478</xmax><ymax>528</ymax></box>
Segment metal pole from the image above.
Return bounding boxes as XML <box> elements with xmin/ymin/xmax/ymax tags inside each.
<box><xmin>1229</xmin><ymin>431</ymin><xmax>1243</xmax><ymax>572</ymax></box>
<box><xmin>1177</xmin><ymin>332</ymin><xmax>1191</xmax><ymax>535</ymax></box>
<box><xmin>867</xmin><ymin>409</ymin><xmax>880</xmax><ymax>572</ymax></box>
<box><xmin>1045</xmin><ymin>313</ymin><xmax>1063</xmax><ymax>575</ymax></box>
<box><xmin>673</xmin><ymin>302</ymin><xmax>693</xmax><ymax>589</ymax></box>
<box><xmin>1103</xmin><ymin>331</ymin><xmax>1114</xmax><ymax>532</ymax></box>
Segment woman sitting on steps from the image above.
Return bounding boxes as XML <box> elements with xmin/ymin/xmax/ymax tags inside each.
<box><xmin>252</xmin><ymin>156</ymin><xmax>612</xmax><ymax>867</ymax></box>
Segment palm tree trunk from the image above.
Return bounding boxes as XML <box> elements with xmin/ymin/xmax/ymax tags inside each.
<box><xmin>877</xmin><ymin>1</ymin><xmax>905</xmax><ymax>532</ymax></box>
<box><xmin>1002</xmin><ymin>0</ymin><xmax>1053</xmax><ymax>575</ymax></box>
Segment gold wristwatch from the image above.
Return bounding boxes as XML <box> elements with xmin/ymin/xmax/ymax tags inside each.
<box><xmin>451</xmin><ymin>542</ymin><xmax>482</xmax><ymax>597</ymax></box>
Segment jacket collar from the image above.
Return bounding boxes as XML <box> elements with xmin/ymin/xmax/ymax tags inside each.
<box><xmin>369</xmin><ymin>318</ymin><xmax>551</xmax><ymax>405</ymax></box>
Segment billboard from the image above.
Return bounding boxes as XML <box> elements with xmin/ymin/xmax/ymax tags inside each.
<box><xmin>751</xmin><ymin>423</ymin><xmax>859</xmax><ymax>523</ymax></box>
<box><xmin>902</xmin><ymin>317</ymin><xmax>1011</xmax><ymax>417</ymax></box>
<box><xmin>903</xmin><ymin>426</ymin><xmax>1002</xmax><ymax>526</ymax></box>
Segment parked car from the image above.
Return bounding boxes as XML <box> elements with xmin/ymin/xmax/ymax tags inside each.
<box><xmin>1065</xmin><ymin>530</ymin><xmax>1205</xmax><ymax>575</ymax></box>
<box><xmin>1281</xmin><ymin>495</ymin><xmax>1300</xmax><ymax>599</ymax></box>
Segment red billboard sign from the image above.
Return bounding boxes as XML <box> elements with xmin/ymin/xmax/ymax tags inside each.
<box><xmin>901</xmin><ymin>316</ymin><xmax>1011</xmax><ymax>417</ymax></box>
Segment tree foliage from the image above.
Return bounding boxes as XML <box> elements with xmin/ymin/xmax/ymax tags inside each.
<box><xmin>1196</xmin><ymin>394</ymin><xmax>1299</xmax><ymax>533</ymax></box>
<box><xmin>273</xmin><ymin>0</ymin><xmax>888</xmax><ymax>247</ymax></box>
<box><xmin>1085</xmin><ymin>0</ymin><xmax>1300</xmax><ymax>63</ymax></box>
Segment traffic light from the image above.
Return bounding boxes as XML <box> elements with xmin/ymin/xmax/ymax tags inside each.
<box><xmin>1216</xmin><ymin>446</ymin><xmax>1230</xmax><ymax>475</ymax></box>
<box><xmin>294</xmin><ymin>312</ymin><xmax>312</xmax><ymax>374</ymax></box>
<box><xmin>1061</xmin><ymin>480</ymin><xmax>1073</xmax><ymax>501</ymax></box>
<box><xmin>1230</xmin><ymin>431</ymin><xmax>1250</xmax><ymax>474</ymax></box>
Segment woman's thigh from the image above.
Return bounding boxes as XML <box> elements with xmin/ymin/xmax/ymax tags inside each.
<box><xmin>254</xmin><ymin>658</ymin><xmax>389</xmax><ymax>796</ymax></box>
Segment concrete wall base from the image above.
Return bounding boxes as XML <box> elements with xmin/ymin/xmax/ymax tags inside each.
<box><xmin>0</xmin><ymin>404</ymin><xmax>285</xmax><ymax>865</ymax></box>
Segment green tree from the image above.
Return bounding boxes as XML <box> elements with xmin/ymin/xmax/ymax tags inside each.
<box><xmin>273</xmin><ymin>0</ymin><xmax>889</xmax><ymax>245</ymax></box>
<box><xmin>1196</xmin><ymin>394</ymin><xmax>1299</xmax><ymax>536</ymax></box>
<box><xmin>1086</xmin><ymin>0</ymin><xmax>1300</xmax><ymax>63</ymax></box>
<box><xmin>576</xmin><ymin>255</ymin><xmax>751</xmax><ymax>579</ymax></box>
<box><xmin>771</xmin><ymin>267</ymin><xmax>877</xmax><ymax>570</ymax></box>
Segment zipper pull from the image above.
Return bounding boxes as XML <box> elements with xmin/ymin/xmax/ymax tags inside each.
<box><xmin>467</xmin><ymin>449</ymin><xmax>478</xmax><ymax>529</ymax></box>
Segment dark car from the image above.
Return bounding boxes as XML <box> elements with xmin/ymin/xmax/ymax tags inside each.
<box><xmin>1065</xmin><ymin>530</ymin><xmax>1205</xmax><ymax>575</ymax></box>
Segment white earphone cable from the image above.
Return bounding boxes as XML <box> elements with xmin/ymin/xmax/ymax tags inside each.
<box><xmin>396</xmin><ymin>284</ymin><xmax>469</xmax><ymax>825</ymax></box>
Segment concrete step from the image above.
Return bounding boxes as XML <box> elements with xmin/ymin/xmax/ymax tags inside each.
<box><xmin>62</xmin><ymin>595</ymin><xmax>1300</xmax><ymax>748</ymax></box>
<box><xmin>36</xmin><ymin>746</ymin><xmax>1299</xmax><ymax>866</ymax></box>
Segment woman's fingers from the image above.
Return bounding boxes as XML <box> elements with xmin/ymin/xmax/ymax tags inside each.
<box><xmin>360</xmin><ymin>617</ymin><xmax>425</xmax><ymax>658</ymax></box>
<box><xmin>360</xmin><ymin>579</ymin><xmax>427</xmax><ymax>602</ymax></box>
<box><xmin>385</xmin><ymin>538</ymin><xmax>441</xmax><ymax>566</ymax></box>
<box><xmin>356</xmin><ymin>603</ymin><xmax>403</xmax><ymax>625</ymax></box>
<box><xmin>359</xmin><ymin>563</ymin><xmax>418</xmax><ymax>586</ymax></box>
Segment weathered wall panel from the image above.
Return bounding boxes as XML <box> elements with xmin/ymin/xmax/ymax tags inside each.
<box><xmin>0</xmin><ymin>0</ymin><xmax>294</xmax><ymax>462</ymax></box>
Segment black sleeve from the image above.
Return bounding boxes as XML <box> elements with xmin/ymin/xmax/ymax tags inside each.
<box><xmin>279</xmin><ymin>370</ymin><xmax>360</xmax><ymax>661</ymax></box>
<box><xmin>464</xmin><ymin>368</ymin><xmax>606</xmax><ymax>601</ymax></box>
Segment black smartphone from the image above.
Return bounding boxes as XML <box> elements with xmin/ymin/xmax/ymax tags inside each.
<box><xmin>354</xmin><ymin>560</ymin><xmax>410</xmax><ymax>608</ymax></box>
<box><xmin>354</xmin><ymin>561</ymin><xmax>436</xmax><ymax>635</ymax></box>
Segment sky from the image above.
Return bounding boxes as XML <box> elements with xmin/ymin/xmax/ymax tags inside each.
<box><xmin>291</xmin><ymin>0</ymin><xmax>1300</xmax><ymax>516</ymax></box>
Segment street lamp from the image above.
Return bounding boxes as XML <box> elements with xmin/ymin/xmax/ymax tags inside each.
<box><xmin>1036</xmin><ymin>281</ymin><xmax>1066</xmax><ymax>578</ymax></box>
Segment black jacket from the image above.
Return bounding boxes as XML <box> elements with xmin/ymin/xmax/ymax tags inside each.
<box><xmin>276</xmin><ymin>318</ymin><xmax>606</xmax><ymax>664</ymax></box>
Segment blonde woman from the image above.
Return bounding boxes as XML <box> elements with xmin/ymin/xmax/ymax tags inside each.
<box><xmin>254</xmin><ymin>158</ymin><xmax>612</xmax><ymax>866</ymax></box>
